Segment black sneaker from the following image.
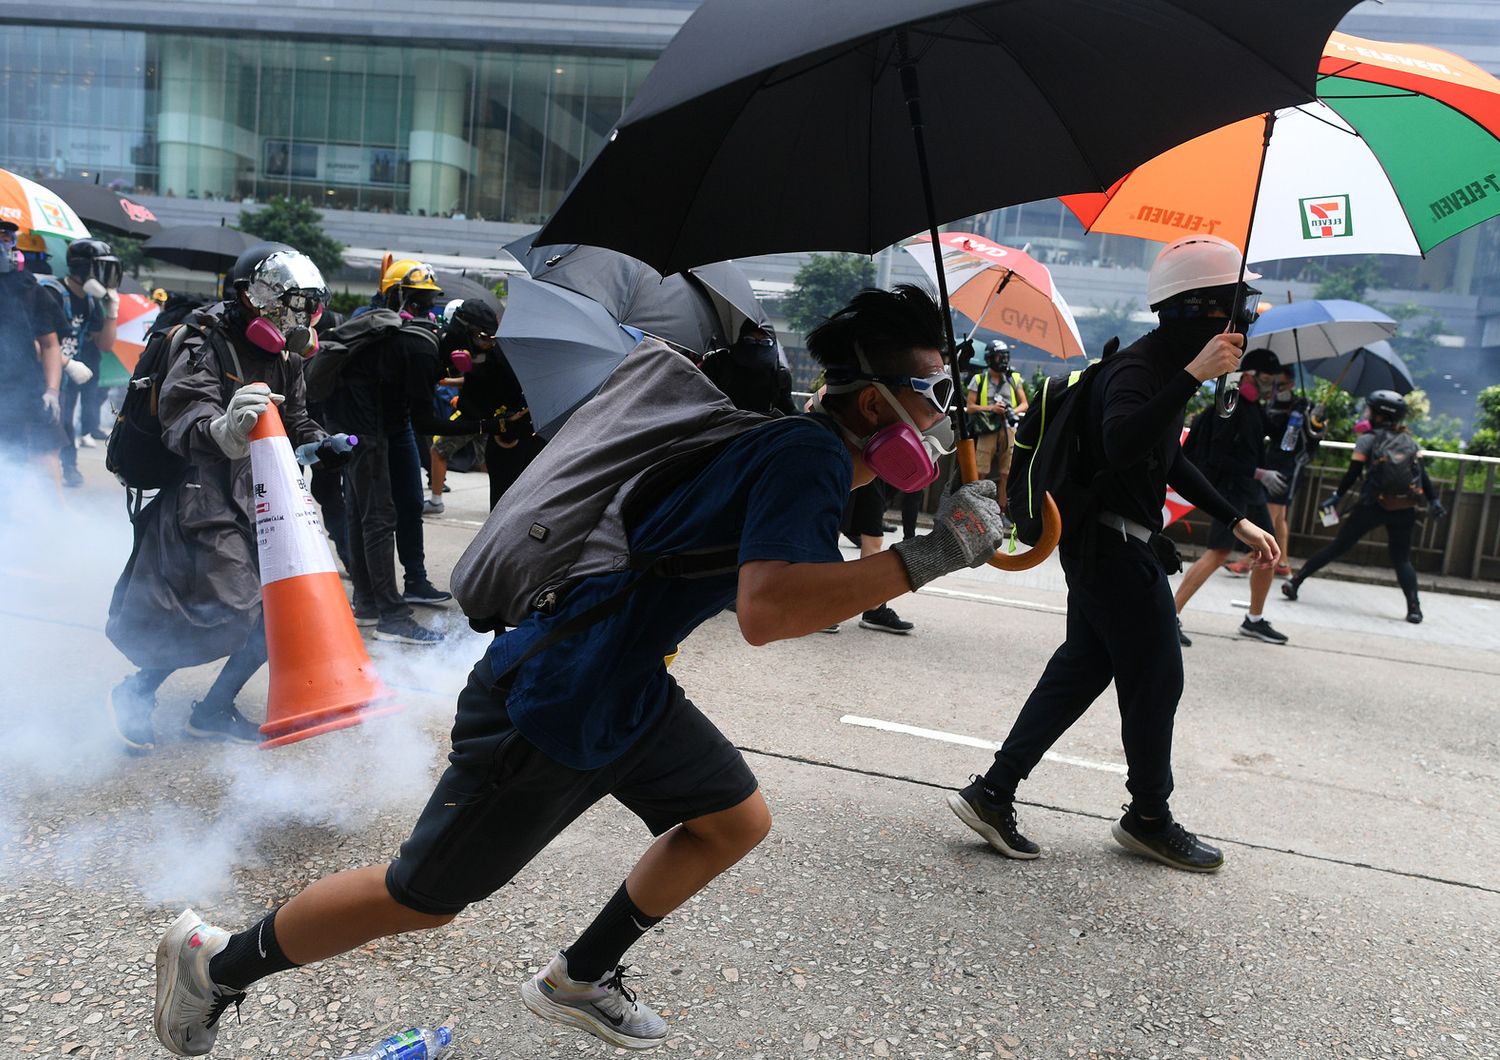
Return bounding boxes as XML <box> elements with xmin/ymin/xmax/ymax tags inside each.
<box><xmin>353</xmin><ymin>605</ymin><xmax>377</xmax><ymax>628</ymax></box>
<box><xmin>946</xmin><ymin>777</ymin><xmax>1040</xmax><ymax>859</ymax></box>
<box><xmin>1406</xmin><ymin>599</ymin><xmax>1423</xmax><ymax>624</ymax></box>
<box><xmin>1112</xmin><ymin>805</ymin><xmax>1223</xmax><ymax>873</ymax></box>
<box><xmin>818</xmin><ymin>624</ymin><xmax>840</xmax><ymax>634</ymax></box>
<box><xmin>1239</xmin><ymin>617</ymin><xmax>1288</xmax><ymax>645</ymax></box>
<box><xmin>62</xmin><ymin>465</ymin><xmax>85</xmax><ymax>488</ymax></box>
<box><xmin>1281</xmin><ymin>580</ymin><xmax>1299</xmax><ymax>601</ymax></box>
<box><xmin>374</xmin><ymin>615</ymin><xmax>444</xmax><ymax>645</ymax></box>
<box><xmin>1176</xmin><ymin>618</ymin><xmax>1192</xmax><ymax>647</ymax></box>
<box><xmin>860</xmin><ymin>605</ymin><xmax>914</xmax><ymax>634</ymax></box>
<box><xmin>402</xmin><ymin>580</ymin><xmax>453</xmax><ymax>607</ymax></box>
<box><xmin>185</xmin><ymin>703</ymin><xmax>261</xmax><ymax>744</ymax></box>
<box><xmin>108</xmin><ymin>677</ymin><xmax>156</xmax><ymax>753</ymax></box>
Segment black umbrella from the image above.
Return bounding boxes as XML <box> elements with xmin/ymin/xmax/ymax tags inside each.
<box><xmin>503</xmin><ymin>235</ymin><xmax>722</xmax><ymax>356</ymax></box>
<box><xmin>1312</xmin><ymin>341</ymin><xmax>1415</xmax><ymax>398</ymax></box>
<box><xmin>538</xmin><ymin>0</ymin><xmax>1356</xmax><ymax>567</ymax></box>
<box><xmin>687</xmin><ymin>261</ymin><xmax>773</xmax><ymax>340</ymax></box>
<box><xmin>40</xmin><ymin>178</ymin><xmax>163</xmax><ymax>239</ymax></box>
<box><xmin>144</xmin><ymin>224</ymin><xmax>257</xmax><ymax>273</ymax></box>
<box><xmin>435</xmin><ymin>271</ymin><xmax>504</xmax><ymax>318</ymax></box>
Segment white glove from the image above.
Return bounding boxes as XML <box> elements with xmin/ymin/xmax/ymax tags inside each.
<box><xmin>63</xmin><ymin>357</ymin><xmax>94</xmax><ymax>385</ymax></box>
<box><xmin>1254</xmin><ymin>468</ymin><xmax>1287</xmax><ymax>494</ymax></box>
<box><xmin>41</xmin><ymin>389</ymin><xmax>61</xmax><ymax>424</ymax></box>
<box><xmin>100</xmin><ymin>289</ymin><xmax>120</xmax><ymax>321</ymax></box>
<box><xmin>208</xmin><ymin>383</ymin><xmax>281</xmax><ymax>459</ymax></box>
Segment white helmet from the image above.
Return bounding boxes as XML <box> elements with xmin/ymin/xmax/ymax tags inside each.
<box><xmin>443</xmin><ymin>298</ymin><xmax>464</xmax><ymax>322</ymax></box>
<box><xmin>1147</xmin><ymin>235</ymin><xmax>1259</xmax><ymax>310</ymax></box>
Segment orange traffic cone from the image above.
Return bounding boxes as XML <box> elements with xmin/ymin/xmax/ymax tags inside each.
<box><xmin>248</xmin><ymin>403</ymin><xmax>396</xmax><ymax>748</ymax></box>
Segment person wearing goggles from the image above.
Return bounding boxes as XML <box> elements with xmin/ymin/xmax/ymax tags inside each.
<box><xmin>106</xmin><ymin>241</ymin><xmax>347</xmax><ymax>752</ymax></box>
<box><xmin>149</xmin><ymin>285</ymin><xmax>1008</xmax><ymax>1058</ymax></box>
<box><xmin>965</xmin><ymin>339</ymin><xmax>1030</xmax><ymax>521</ymax></box>
<box><xmin>946</xmin><ymin>235</ymin><xmax>1279</xmax><ymax>876</ymax></box>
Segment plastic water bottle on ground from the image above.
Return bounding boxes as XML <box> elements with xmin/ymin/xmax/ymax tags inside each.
<box><xmin>1280</xmin><ymin>409</ymin><xmax>1304</xmax><ymax>452</ymax></box>
<box><xmin>337</xmin><ymin>1027</ymin><xmax>454</xmax><ymax>1060</ymax></box>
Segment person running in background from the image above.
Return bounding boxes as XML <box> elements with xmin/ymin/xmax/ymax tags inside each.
<box><xmin>1282</xmin><ymin>389</ymin><xmax>1444</xmax><ymax>624</ymax></box>
<box><xmin>1172</xmin><ymin>348</ymin><xmax>1289</xmax><ymax>646</ymax></box>
<box><xmin>834</xmin><ymin>480</ymin><xmax>916</xmax><ymax>634</ymax></box>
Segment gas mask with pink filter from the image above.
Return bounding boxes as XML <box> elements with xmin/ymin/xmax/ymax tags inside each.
<box><xmin>240</xmin><ymin>250</ymin><xmax>328</xmax><ymax>356</ymax></box>
<box><xmin>813</xmin><ymin>350</ymin><xmax>956</xmax><ymax>493</ymax></box>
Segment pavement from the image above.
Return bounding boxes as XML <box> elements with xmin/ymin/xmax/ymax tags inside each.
<box><xmin>1</xmin><ymin>444</ymin><xmax>1497</xmax><ymax>1060</ymax></box>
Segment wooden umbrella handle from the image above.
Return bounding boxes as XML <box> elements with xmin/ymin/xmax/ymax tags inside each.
<box><xmin>955</xmin><ymin>437</ymin><xmax>1062</xmax><ymax>572</ymax></box>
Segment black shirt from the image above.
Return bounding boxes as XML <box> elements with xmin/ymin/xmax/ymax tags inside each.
<box><xmin>1084</xmin><ymin>328</ymin><xmax>1240</xmax><ymax>535</ymax></box>
<box><xmin>0</xmin><ymin>271</ymin><xmax>64</xmax><ymax>409</ymax></box>
<box><xmin>1196</xmin><ymin>391</ymin><xmax>1267</xmax><ymax>481</ymax></box>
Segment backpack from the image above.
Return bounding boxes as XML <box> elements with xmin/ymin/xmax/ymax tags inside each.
<box><xmin>451</xmin><ymin>337</ymin><xmax>776</xmax><ymax>641</ymax></box>
<box><xmin>104</xmin><ymin>322</ymin><xmax>204</xmax><ymax>493</ymax></box>
<box><xmin>1005</xmin><ymin>338</ymin><xmax>1118</xmax><ymax>546</ymax></box>
<box><xmin>1367</xmin><ymin>429</ymin><xmax>1423</xmax><ymax>509</ymax></box>
<box><xmin>303</xmin><ymin>309</ymin><xmax>403</xmax><ymax>401</ymax></box>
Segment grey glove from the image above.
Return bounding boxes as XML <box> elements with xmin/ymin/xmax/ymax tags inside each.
<box><xmin>890</xmin><ymin>479</ymin><xmax>1006</xmax><ymax>590</ymax></box>
<box><xmin>1254</xmin><ymin>467</ymin><xmax>1287</xmax><ymax>494</ymax></box>
<box><xmin>41</xmin><ymin>389</ymin><xmax>61</xmax><ymax>425</ymax></box>
<box><xmin>208</xmin><ymin>382</ymin><xmax>280</xmax><ymax>460</ymax></box>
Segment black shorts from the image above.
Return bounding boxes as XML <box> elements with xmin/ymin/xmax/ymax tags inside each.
<box><xmin>1208</xmin><ymin>475</ymin><xmax>1274</xmax><ymax>552</ymax></box>
<box><xmin>385</xmin><ymin>658</ymin><xmax>759</xmax><ymax>915</ymax></box>
<box><xmin>842</xmin><ymin>480</ymin><xmax>886</xmax><ymax>539</ymax></box>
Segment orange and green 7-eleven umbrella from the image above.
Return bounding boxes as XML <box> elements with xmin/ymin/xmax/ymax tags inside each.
<box><xmin>1061</xmin><ymin>32</ymin><xmax>1500</xmax><ymax>264</ymax></box>
<box><xmin>0</xmin><ymin>167</ymin><xmax>90</xmax><ymax>240</ymax></box>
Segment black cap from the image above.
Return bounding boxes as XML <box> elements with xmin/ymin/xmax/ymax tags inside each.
<box><xmin>1240</xmin><ymin>348</ymin><xmax>1280</xmax><ymax>374</ymax></box>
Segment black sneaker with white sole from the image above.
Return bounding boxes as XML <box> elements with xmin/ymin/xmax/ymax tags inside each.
<box><xmin>1111</xmin><ymin>805</ymin><xmax>1223</xmax><ymax>873</ymax></box>
<box><xmin>402</xmin><ymin>580</ymin><xmax>453</xmax><ymax>606</ymax></box>
<box><xmin>860</xmin><ymin>605</ymin><xmax>914</xmax><ymax>634</ymax></box>
<box><xmin>946</xmin><ymin>777</ymin><xmax>1040</xmax><ymax>859</ymax></box>
<box><xmin>374</xmin><ymin>615</ymin><xmax>444</xmax><ymax>645</ymax></box>
<box><xmin>353</xmin><ymin>606</ymin><xmax>378</xmax><ymax>628</ymax></box>
<box><xmin>1238</xmin><ymin>617</ymin><xmax>1288</xmax><ymax>644</ymax></box>
<box><xmin>185</xmin><ymin>703</ymin><xmax>261</xmax><ymax>744</ymax></box>
<box><xmin>109</xmin><ymin>677</ymin><xmax>157</xmax><ymax>752</ymax></box>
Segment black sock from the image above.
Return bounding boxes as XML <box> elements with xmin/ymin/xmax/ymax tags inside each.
<box><xmin>564</xmin><ymin>882</ymin><xmax>663</xmax><ymax>984</ymax></box>
<box><xmin>977</xmin><ymin>770</ymin><xmax>1017</xmax><ymax>806</ymax></box>
<box><xmin>208</xmin><ymin>909</ymin><xmax>300</xmax><ymax>991</ymax></box>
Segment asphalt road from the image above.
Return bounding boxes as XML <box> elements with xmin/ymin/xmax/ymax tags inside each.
<box><xmin>1</xmin><ymin>448</ymin><xmax>1496</xmax><ymax>1059</ymax></box>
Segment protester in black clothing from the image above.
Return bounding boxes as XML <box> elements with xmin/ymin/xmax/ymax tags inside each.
<box><xmin>1172</xmin><ymin>347</ymin><xmax>1290</xmax><ymax>646</ymax></box>
<box><xmin>1283</xmin><ymin>390</ymin><xmax>1443</xmax><ymax>624</ymax></box>
<box><xmin>444</xmin><ymin>314</ymin><xmax>545</xmax><ymax>510</ymax></box>
<box><xmin>700</xmin><ymin>324</ymin><xmax>795</xmax><ymax>416</ymax></box>
<box><xmin>1255</xmin><ymin>364</ymin><xmax>1317</xmax><ymax>577</ymax></box>
<box><xmin>947</xmin><ymin>234</ymin><xmax>1280</xmax><ymax>874</ymax></box>
<box><xmin>0</xmin><ymin>220</ymin><xmax>66</xmax><ymax>467</ymax></box>
<box><xmin>42</xmin><ymin>239</ymin><xmax>120</xmax><ymax>486</ymax></box>
<box><xmin>106</xmin><ymin>244</ymin><xmax>347</xmax><ymax>750</ymax></box>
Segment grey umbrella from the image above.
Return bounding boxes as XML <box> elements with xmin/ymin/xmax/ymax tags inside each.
<box><xmin>1312</xmin><ymin>340</ymin><xmax>1415</xmax><ymax>397</ymax></box>
<box><xmin>436</xmin><ymin>271</ymin><xmax>504</xmax><ymax>317</ymax></box>
<box><xmin>497</xmin><ymin>274</ymin><xmax>638</xmax><ymax>438</ymax></box>
<box><xmin>503</xmin><ymin>236</ymin><xmax>722</xmax><ymax>356</ymax></box>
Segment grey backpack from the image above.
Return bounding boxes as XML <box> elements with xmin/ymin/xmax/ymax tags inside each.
<box><xmin>451</xmin><ymin>337</ymin><xmax>777</xmax><ymax>639</ymax></box>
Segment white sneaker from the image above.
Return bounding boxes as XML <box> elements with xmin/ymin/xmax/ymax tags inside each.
<box><xmin>78</xmin><ymin>434</ymin><xmax>98</xmax><ymax>448</ymax></box>
<box><xmin>153</xmin><ymin>909</ymin><xmax>245</xmax><ymax>1056</ymax></box>
<box><xmin>520</xmin><ymin>952</ymin><xmax>668</xmax><ymax>1050</ymax></box>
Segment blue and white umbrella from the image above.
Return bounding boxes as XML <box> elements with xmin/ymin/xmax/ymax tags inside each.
<box><xmin>1246</xmin><ymin>299</ymin><xmax>1397</xmax><ymax>364</ymax></box>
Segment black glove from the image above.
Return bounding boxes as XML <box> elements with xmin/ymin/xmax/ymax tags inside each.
<box><xmin>1429</xmin><ymin>499</ymin><xmax>1448</xmax><ymax>520</ymax></box>
<box><xmin>1319</xmin><ymin>491</ymin><xmax>1342</xmax><ymax>511</ymax></box>
<box><xmin>314</xmin><ymin>434</ymin><xmax>357</xmax><ymax>470</ymax></box>
<box><xmin>479</xmin><ymin>417</ymin><xmax>504</xmax><ymax>435</ymax></box>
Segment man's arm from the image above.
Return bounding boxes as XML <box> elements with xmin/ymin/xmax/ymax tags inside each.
<box><xmin>1012</xmin><ymin>379</ymin><xmax>1029</xmax><ymax>415</ymax></box>
<box><xmin>735</xmin><ymin>553</ymin><xmax>912</xmax><ymax>645</ymax></box>
<box><xmin>37</xmin><ymin>331</ymin><xmax>62</xmax><ymax>394</ymax></box>
<box><xmin>1102</xmin><ymin>334</ymin><xmax>1243</xmax><ymax>469</ymax></box>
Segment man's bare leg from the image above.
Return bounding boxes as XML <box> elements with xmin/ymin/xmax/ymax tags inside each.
<box><xmin>1175</xmin><ymin>547</ymin><xmax>1231</xmax><ymax>613</ymax></box>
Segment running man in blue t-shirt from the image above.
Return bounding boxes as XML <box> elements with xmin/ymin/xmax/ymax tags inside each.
<box><xmin>150</xmin><ymin>286</ymin><xmax>1007</xmax><ymax>1055</ymax></box>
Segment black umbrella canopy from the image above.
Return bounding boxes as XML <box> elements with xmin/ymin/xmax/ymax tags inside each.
<box><xmin>435</xmin><ymin>271</ymin><xmax>504</xmax><ymax>318</ymax></box>
<box><xmin>1312</xmin><ymin>341</ymin><xmax>1415</xmax><ymax>398</ymax></box>
<box><xmin>539</xmin><ymin>0</ymin><xmax>1358</xmax><ymax>274</ymax></box>
<box><xmin>503</xmin><ymin>235</ymin><xmax>722</xmax><ymax>356</ymax></box>
<box><xmin>40</xmin><ymin>179</ymin><xmax>163</xmax><ymax>239</ymax></box>
<box><xmin>144</xmin><ymin>224</ymin><xmax>257</xmax><ymax>273</ymax></box>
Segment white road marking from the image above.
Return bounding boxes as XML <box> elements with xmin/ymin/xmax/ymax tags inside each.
<box><xmin>839</xmin><ymin>714</ymin><xmax>1127</xmax><ymax>775</ymax></box>
<box><xmin>918</xmin><ymin>585</ymin><xmax>1066</xmax><ymax>614</ymax></box>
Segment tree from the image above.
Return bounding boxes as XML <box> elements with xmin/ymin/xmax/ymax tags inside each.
<box><xmin>1307</xmin><ymin>256</ymin><xmax>1385</xmax><ymax>301</ymax></box>
<box><xmin>110</xmin><ymin>233</ymin><xmax>148</xmax><ymax>277</ymax></box>
<box><xmin>1074</xmin><ymin>300</ymin><xmax>1144</xmax><ymax>358</ymax></box>
<box><xmin>238</xmin><ymin>196</ymin><xmax>345</xmax><ymax>278</ymax></box>
<box><xmin>782</xmin><ymin>253</ymin><xmax>875</xmax><ymax>341</ymax></box>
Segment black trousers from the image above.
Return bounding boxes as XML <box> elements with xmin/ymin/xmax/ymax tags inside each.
<box><xmin>984</xmin><ymin>531</ymin><xmax>1184</xmax><ymax>817</ymax></box>
<box><xmin>127</xmin><ymin>618</ymin><xmax>269</xmax><ymax>713</ymax></box>
<box><xmin>1297</xmin><ymin>502</ymin><xmax>1419</xmax><ymax>603</ymax></box>
<box><xmin>344</xmin><ymin>434</ymin><xmax>410</xmax><ymax>620</ymax></box>
<box><xmin>485</xmin><ymin>433</ymin><xmax>544</xmax><ymax>510</ymax></box>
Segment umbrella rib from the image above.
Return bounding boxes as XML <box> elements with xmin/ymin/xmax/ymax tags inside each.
<box><xmin>1289</xmin><ymin>103</ymin><xmax>1361</xmax><ymax>137</ymax></box>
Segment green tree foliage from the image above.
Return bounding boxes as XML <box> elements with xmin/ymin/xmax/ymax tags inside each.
<box><xmin>327</xmin><ymin>289</ymin><xmax>369</xmax><ymax>317</ymax></box>
<box><xmin>238</xmin><ymin>196</ymin><xmax>345</xmax><ymax>278</ymax></box>
<box><xmin>783</xmin><ymin>254</ymin><xmax>875</xmax><ymax>342</ymax></box>
<box><xmin>110</xmin><ymin>233</ymin><xmax>148</xmax><ymax>277</ymax></box>
<box><xmin>1074</xmin><ymin>300</ymin><xmax>1145</xmax><ymax>358</ymax></box>
<box><xmin>1476</xmin><ymin>384</ymin><xmax>1500</xmax><ymax>432</ymax></box>
<box><xmin>1307</xmin><ymin>256</ymin><xmax>1385</xmax><ymax>301</ymax></box>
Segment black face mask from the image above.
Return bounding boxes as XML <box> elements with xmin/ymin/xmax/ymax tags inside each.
<box><xmin>1157</xmin><ymin>316</ymin><xmax>1231</xmax><ymax>366</ymax></box>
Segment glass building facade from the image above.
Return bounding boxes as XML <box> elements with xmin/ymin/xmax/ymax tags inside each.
<box><xmin>2</xmin><ymin>24</ymin><xmax>655</xmax><ymax>223</ymax></box>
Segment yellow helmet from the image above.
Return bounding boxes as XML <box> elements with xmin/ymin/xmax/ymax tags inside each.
<box><xmin>380</xmin><ymin>257</ymin><xmax>442</xmax><ymax>295</ymax></box>
<box><xmin>17</xmin><ymin>230</ymin><xmax>47</xmax><ymax>253</ymax></box>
